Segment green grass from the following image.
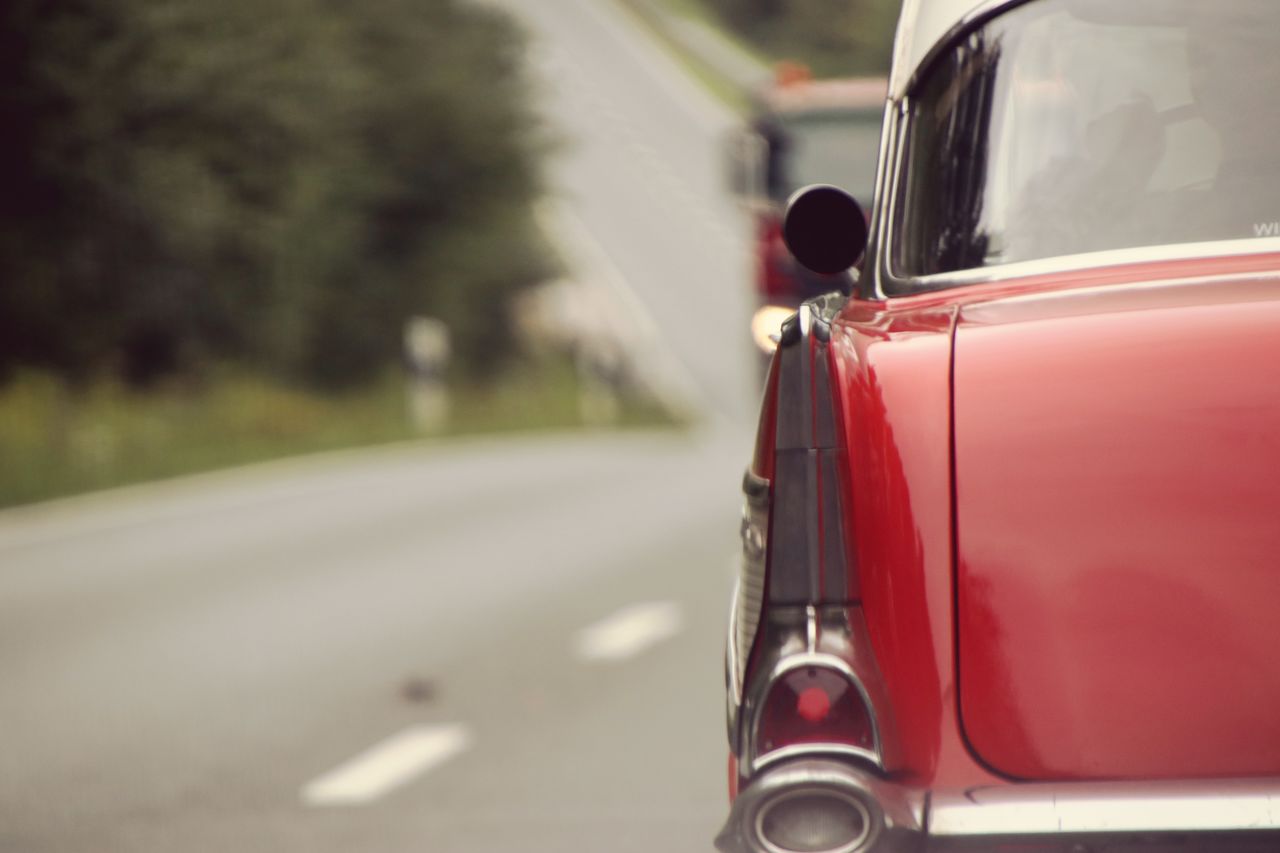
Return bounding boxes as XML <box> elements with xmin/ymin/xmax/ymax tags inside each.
<box><xmin>0</xmin><ymin>360</ymin><xmax>677</xmax><ymax>509</ymax></box>
<box><xmin>618</xmin><ymin>0</ymin><xmax>890</xmax><ymax>98</ymax></box>
<box><xmin>613</xmin><ymin>0</ymin><xmax>755</xmax><ymax>112</ymax></box>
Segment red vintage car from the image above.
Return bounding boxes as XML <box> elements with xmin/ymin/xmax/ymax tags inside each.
<box><xmin>718</xmin><ymin>1</ymin><xmax>1280</xmax><ymax>852</ymax></box>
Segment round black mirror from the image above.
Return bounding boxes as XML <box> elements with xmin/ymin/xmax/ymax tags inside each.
<box><xmin>782</xmin><ymin>184</ymin><xmax>868</xmax><ymax>275</ymax></box>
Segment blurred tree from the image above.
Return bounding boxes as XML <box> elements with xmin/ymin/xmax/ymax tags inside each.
<box><xmin>0</xmin><ymin>0</ymin><xmax>550</xmax><ymax>389</ymax></box>
<box><xmin>700</xmin><ymin>0</ymin><xmax>900</xmax><ymax>76</ymax></box>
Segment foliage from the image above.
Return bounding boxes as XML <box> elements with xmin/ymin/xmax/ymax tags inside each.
<box><xmin>0</xmin><ymin>0</ymin><xmax>552</xmax><ymax>389</ymax></box>
<box><xmin>0</xmin><ymin>363</ymin><xmax>675</xmax><ymax>508</ymax></box>
<box><xmin>700</xmin><ymin>0</ymin><xmax>901</xmax><ymax>76</ymax></box>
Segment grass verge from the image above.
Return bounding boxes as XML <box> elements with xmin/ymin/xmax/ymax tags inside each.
<box><xmin>615</xmin><ymin>0</ymin><xmax>891</xmax><ymax>95</ymax></box>
<box><xmin>612</xmin><ymin>0</ymin><xmax>760</xmax><ymax>113</ymax></box>
<box><xmin>0</xmin><ymin>360</ymin><xmax>676</xmax><ymax>509</ymax></box>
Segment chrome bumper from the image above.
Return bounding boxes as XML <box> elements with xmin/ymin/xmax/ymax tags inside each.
<box><xmin>717</xmin><ymin>758</ymin><xmax>1280</xmax><ymax>853</ymax></box>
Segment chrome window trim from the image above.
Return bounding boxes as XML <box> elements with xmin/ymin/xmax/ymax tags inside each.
<box><xmin>857</xmin><ymin>99</ymin><xmax>902</xmax><ymax>301</ymax></box>
<box><xmin>883</xmin><ymin>236</ymin><xmax>1280</xmax><ymax>297</ymax></box>
<box><xmin>737</xmin><ymin>470</ymin><xmax>770</xmax><ymax>679</ymax></box>
<box><xmin>870</xmin><ymin>97</ymin><xmax>911</xmax><ymax>300</ymax></box>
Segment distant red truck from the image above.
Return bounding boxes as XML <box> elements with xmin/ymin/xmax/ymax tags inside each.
<box><xmin>728</xmin><ymin>71</ymin><xmax>885</xmax><ymax>358</ymax></box>
<box><xmin>718</xmin><ymin>1</ymin><xmax>1280</xmax><ymax>852</ymax></box>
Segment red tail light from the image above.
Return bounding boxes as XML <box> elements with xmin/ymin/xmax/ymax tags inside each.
<box><xmin>728</xmin><ymin>299</ymin><xmax>894</xmax><ymax>792</ymax></box>
<box><xmin>758</xmin><ymin>666</ymin><xmax>875</xmax><ymax>755</ymax></box>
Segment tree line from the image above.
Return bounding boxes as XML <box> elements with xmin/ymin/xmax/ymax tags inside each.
<box><xmin>704</xmin><ymin>0</ymin><xmax>901</xmax><ymax>76</ymax></box>
<box><xmin>0</xmin><ymin>0</ymin><xmax>551</xmax><ymax>390</ymax></box>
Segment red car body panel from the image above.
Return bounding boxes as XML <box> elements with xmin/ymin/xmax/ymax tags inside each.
<box><xmin>953</xmin><ymin>262</ymin><xmax>1280</xmax><ymax>781</ymax></box>
<box><xmin>829</xmin><ymin>295</ymin><xmax>1002</xmax><ymax>790</ymax></box>
<box><xmin>823</xmin><ymin>253</ymin><xmax>1280</xmax><ymax>790</ymax></box>
<box><xmin>829</xmin><ymin>299</ymin><xmax>953</xmax><ymax>784</ymax></box>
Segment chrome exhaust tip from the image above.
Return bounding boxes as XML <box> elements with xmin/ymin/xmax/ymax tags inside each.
<box><xmin>716</xmin><ymin>758</ymin><xmax>922</xmax><ymax>853</ymax></box>
<box><xmin>755</xmin><ymin>787</ymin><xmax>874</xmax><ymax>853</ymax></box>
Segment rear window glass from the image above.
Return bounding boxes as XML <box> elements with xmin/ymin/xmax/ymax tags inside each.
<box><xmin>893</xmin><ymin>0</ymin><xmax>1280</xmax><ymax>279</ymax></box>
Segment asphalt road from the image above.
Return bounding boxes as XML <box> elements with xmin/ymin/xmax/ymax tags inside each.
<box><xmin>515</xmin><ymin>0</ymin><xmax>757</xmax><ymax>423</ymax></box>
<box><xmin>0</xmin><ymin>2</ymin><xmax>759</xmax><ymax>851</ymax></box>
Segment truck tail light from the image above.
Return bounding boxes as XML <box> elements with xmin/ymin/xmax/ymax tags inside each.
<box><xmin>757</xmin><ymin>213</ymin><xmax>795</xmax><ymax>301</ymax></box>
<box><xmin>751</xmin><ymin>304</ymin><xmax>795</xmax><ymax>354</ymax></box>
<box><xmin>758</xmin><ymin>666</ymin><xmax>875</xmax><ymax>755</ymax></box>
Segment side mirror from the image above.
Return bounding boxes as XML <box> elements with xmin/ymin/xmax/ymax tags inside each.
<box><xmin>782</xmin><ymin>184</ymin><xmax>868</xmax><ymax>275</ymax></box>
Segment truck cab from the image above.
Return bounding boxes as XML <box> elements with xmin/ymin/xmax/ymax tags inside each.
<box><xmin>728</xmin><ymin>69</ymin><xmax>886</xmax><ymax>357</ymax></box>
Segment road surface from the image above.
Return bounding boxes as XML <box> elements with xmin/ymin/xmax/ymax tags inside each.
<box><xmin>0</xmin><ymin>2</ymin><xmax>759</xmax><ymax>850</ymax></box>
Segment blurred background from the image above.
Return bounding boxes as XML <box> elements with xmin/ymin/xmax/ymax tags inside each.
<box><xmin>0</xmin><ymin>0</ymin><xmax>895</xmax><ymax>850</ymax></box>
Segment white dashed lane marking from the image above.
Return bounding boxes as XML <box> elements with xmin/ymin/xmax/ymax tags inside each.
<box><xmin>575</xmin><ymin>601</ymin><xmax>684</xmax><ymax>662</ymax></box>
<box><xmin>301</xmin><ymin>724</ymin><xmax>471</xmax><ymax>807</ymax></box>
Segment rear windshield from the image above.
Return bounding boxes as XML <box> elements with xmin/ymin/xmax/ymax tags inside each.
<box><xmin>894</xmin><ymin>0</ymin><xmax>1280</xmax><ymax>279</ymax></box>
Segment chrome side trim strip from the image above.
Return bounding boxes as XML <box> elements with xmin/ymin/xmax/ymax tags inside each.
<box><xmin>929</xmin><ymin>778</ymin><xmax>1280</xmax><ymax>836</ymax></box>
<box><xmin>726</xmin><ymin>576</ymin><xmax>741</xmax><ymax>736</ymax></box>
<box><xmin>805</xmin><ymin>604</ymin><xmax>818</xmax><ymax>653</ymax></box>
<box><xmin>728</xmin><ymin>469</ymin><xmax>773</xmax><ymax>742</ymax></box>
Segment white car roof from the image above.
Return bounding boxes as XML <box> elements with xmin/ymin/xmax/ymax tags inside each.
<box><xmin>889</xmin><ymin>0</ymin><xmax>1009</xmax><ymax>98</ymax></box>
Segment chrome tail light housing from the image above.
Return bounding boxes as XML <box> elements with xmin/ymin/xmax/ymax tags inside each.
<box><xmin>727</xmin><ymin>296</ymin><xmax>896</xmax><ymax>779</ymax></box>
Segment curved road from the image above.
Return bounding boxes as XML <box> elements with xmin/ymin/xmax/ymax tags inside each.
<box><xmin>0</xmin><ymin>2</ymin><xmax>758</xmax><ymax>851</ymax></box>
